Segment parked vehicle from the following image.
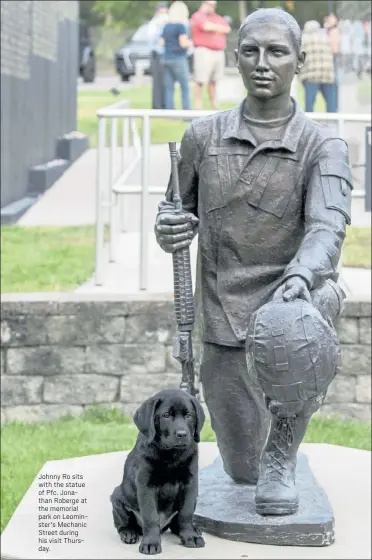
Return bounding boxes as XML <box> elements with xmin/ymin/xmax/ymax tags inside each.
<box><xmin>79</xmin><ymin>20</ymin><xmax>96</xmax><ymax>83</ymax></box>
<box><xmin>115</xmin><ymin>23</ymin><xmax>154</xmax><ymax>82</ymax></box>
<box><xmin>115</xmin><ymin>19</ymin><xmax>237</xmax><ymax>82</ymax></box>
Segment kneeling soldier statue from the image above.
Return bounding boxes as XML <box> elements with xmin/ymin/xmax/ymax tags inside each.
<box><xmin>155</xmin><ymin>7</ymin><xmax>352</xmax><ymax>517</ymax></box>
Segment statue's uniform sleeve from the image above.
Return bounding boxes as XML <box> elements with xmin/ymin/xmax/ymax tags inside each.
<box><xmin>159</xmin><ymin>124</ymin><xmax>201</xmax><ymax>216</ymax></box>
<box><xmin>283</xmin><ymin>138</ymin><xmax>353</xmax><ymax>290</ymax></box>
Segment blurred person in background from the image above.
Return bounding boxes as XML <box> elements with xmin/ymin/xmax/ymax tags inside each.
<box><xmin>349</xmin><ymin>16</ymin><xmax>365</xmax><ymax>78</ymax></box>
<box><xmin>324</xmin><ymin>13</ymin><xmax>340</xmax><ymax>111</ymax></box>
<box><xmin>363</xmin><ymin>15</ymin><xmax>371</xmax><ymax>74</ymax></box>
<box><xmin>190</xmin><ymin>0</ymin><xmax>231</xmax><ymax>110</ymax></box>
<box><xmin>299</xmin><ymin>20</ymin><xmax>337</xmax><ymax>113</ymax></box>
<box><xmin>324</xmin><ymin>14</ymin><xmax>340</xmax><ymax>66</ymax></box>
<box><xmin>149</xmin><ymin>2</ymin><xmax>169</xmax><ymax>109</ymax></box>
<box><xmin>338</xmin><ymin>17</ymin><xmax>353</xmax><ymax>74</ymax></box>
<box><xmin>160</xmin><ymin>1</ymin><xmax>191</xmax><ymax>110</ymax></box>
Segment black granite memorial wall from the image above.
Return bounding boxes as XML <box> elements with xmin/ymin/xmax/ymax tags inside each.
<box><xmin>1</xmin><ymin>1</ymin><xmax>79</xmax><ymax>214</ymax></box>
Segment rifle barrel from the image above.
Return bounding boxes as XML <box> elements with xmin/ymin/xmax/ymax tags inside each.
<box><xmin>168</xmin><ymin>142</ymin><xmax>197</xmax><ymax>396</ymax></box>
<box><xmin>168</xmin><ymin>142</ymin><xmax>182</xmax><ymax>211</ymax></box>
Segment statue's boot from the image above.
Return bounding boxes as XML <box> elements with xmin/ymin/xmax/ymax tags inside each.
<box><xmin>255</xmin><ymin>413</ymin><xmax>310</xmax><ymax>516</ymax></box>
<box><xmin>246</xmin><ymin>294</ymin><xmax>343</xmax><ymax>516</ymax></box>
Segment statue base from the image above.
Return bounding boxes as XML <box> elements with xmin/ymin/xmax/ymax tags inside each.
<box><xmin>194</xmin><ymin>452</ymin><xmax>335</xmax><ymax>547</ymax></box>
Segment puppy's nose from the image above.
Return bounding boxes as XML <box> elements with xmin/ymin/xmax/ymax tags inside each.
<box><xmin>176</xmin><ymin>430</ymin><xmax>188</xmax><ymax>439</ymax></box>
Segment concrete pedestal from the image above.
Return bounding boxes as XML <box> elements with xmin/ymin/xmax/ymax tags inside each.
<box><xmin>1</xmin><ymin>443</ymin><xmax>371</xmax><ymax>560</ymax></box>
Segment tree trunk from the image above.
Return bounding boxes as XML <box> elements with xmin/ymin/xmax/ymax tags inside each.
<box><xmin>238</xmin><ymin>0</ymin><xmax>247</xmax><ymax>22</ymax></box>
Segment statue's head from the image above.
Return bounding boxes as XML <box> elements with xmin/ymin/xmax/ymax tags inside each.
<box><xmin>235</xmin><ymin>8</ymin><xmax>305</xmax><ymax>100</ymax></box>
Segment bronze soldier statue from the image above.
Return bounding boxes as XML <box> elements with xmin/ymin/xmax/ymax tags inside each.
<box><xmin>155</xmin><ymin>7</ymin><xmax>352</xmax><ymax>516</ymax></box>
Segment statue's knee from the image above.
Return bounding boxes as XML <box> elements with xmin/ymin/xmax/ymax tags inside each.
<box><xmin>266</xmin><ymin>392</ymin><xmax>327</xmax><ymax>418</ymax></box>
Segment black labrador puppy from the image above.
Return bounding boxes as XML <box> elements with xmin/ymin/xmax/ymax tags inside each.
<box><xmin>111</xmin><ymin>388</ymin><xmax>206</xmax><ymax>555</ymax></box>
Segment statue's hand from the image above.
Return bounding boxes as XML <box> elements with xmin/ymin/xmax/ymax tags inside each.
<box><xmin>273</xmin><ymin>276</ymin><xmax>311</xmax><ymax>303</ymax></box>
<box><xmin>155</xmin><ymin>209</ymin><xmax>199</xmax><ymax>253</ymax></box>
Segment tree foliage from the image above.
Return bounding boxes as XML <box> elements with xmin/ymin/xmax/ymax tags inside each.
<box><xmin>79</xmin><ymin>0</ymin><xmax>104</xmax><ymax>26</ymax></box>
<box><xmin>92</xmin><ymin>0</ymin><xmax>161</xmax><ymax>28</ymax></box>
<box><xmin>91</xmin><ymin>0</ymin><xmax>275</xmax><ymax>29</ymax></box>
<box><xmin>89</xmin><ymin>0</ymin><xmax>332</xmax><ymax>30</ymax></box>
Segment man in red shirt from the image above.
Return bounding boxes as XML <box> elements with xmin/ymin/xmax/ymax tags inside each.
<box><xmin>191</xmin><ymin>0</ymin><xmax>231</xmax><ymax>109</ymax></box>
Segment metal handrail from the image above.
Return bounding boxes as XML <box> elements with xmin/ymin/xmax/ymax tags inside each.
<box><xmin>95</xmin><ymin>108</ymin><xmax>371</xmax><ymax>289</ymax></box>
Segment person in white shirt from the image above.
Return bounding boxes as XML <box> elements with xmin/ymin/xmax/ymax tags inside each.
<box><xmin>339</xmin><ymin>19</ymin><xmax>350</xmax><ymax>73</ymax></box>
<box><xmin>350</xmin><ymin>17</ymin><xmax>365</xmax><ymax>77</ymax></box>
<box><xmin>362</xmin><ymin>16</ymin><xmax>371</xmax><ymax>74</ymax></box>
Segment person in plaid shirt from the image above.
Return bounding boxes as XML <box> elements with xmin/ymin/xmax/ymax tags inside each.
<box><xmin>299</xmin><ymin>20</ymin><xmax>337</xmax><ymax>113</ymax></box>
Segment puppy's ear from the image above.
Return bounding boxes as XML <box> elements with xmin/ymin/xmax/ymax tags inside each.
<box><xmin>133</xmin><ymin>398</ymin><xmax>160</xmax><ymax>443</ymax></box>
<box><xmin>191</xmin><ymin>397</ymin><xmax>205</xmax><ymax>443</ymax></box>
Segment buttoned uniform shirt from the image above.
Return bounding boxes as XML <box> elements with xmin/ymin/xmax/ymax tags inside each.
<box><xmin>161</xmin><ymin>100</ymin><xmax>353</xmax><ymax>347</ymax></box>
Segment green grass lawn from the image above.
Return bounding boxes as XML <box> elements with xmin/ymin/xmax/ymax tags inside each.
<box><xmin>0</xmin><ymin>226</ymin><xmax>97</xmax><ymax>293</ymax></box>
<box><xmin>77</xmin><ymin>81</ymin><xmax>324</xmax><ymax>148</ymax></box>
<box><xmin>357</xmin><ymin>80</ymin><xmax>372</xmax><ymax>106</ymax></box>
<box><xmin>343</xmin><ymin>226</ymin><xmax>372</xmax><ymax>268</ymax></box>
<box><xmin>78</xmin><ymin>87</ymin><xmax>234</xmax><ymax>148</ymax></box>
<box><xmin>1</xmin><ymin>406</ymin><xmax>370</xmax><ymax>533</ymax></box>
<box><xmin>1</xmin><ymin>225</ymin><xmax>370</xmax><ymax>293</ymax></box>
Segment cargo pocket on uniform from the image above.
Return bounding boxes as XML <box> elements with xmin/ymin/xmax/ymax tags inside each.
<box><xmin>200</xmin><ymin>148</ymin><xmax>229</xmax><ymax>213</ymax></box>
<box><xmin>272</xmin><ymin>382</ymin><xmax>306</xmax><ymax>402</ymax></box>
<box><xmin>319</xmin><ymin>159</ymin><xmax>353</xmax><ymax>225</ymax></box>
<box><xmin>247</xmin><ymin>157</ymin><xmax>302</xmax><ymax>218</ymax></box>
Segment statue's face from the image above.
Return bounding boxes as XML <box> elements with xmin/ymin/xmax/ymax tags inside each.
<box><xmin>235</xmin><ymin>21</ymin><xmax>304</xmax><ymax>99</ymax></box>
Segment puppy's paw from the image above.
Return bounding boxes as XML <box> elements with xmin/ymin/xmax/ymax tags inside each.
<box><xmin>139</xmin><ymin>536</ymin><xmax>162</xmax><ymax>555</ymax></box>
<box><xmin>179</xmin><ymin>526</ymin><xmax>205</xmax><ymax>548</ymax></box>
<box><xmin>119</xmin><ymin>528</ymin><xmax>139</xmax><ymax>544</ymax></box>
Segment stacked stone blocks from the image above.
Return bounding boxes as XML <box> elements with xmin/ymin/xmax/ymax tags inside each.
<box><xmin>1</xmin><ymin>294</ymin><xmax>370</xmax><ymax>424</ymax></box>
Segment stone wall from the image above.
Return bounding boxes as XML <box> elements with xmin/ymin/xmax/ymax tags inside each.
<box><xmin>1</xmin><ymin>293</ymin><xmax>371</xmax><ymax>424</ymax></box>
